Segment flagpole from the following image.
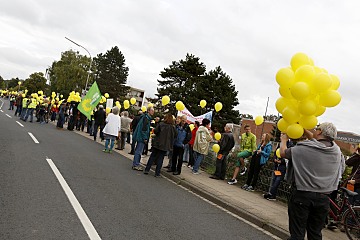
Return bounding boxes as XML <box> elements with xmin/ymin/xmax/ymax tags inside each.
<box><xmin>260</xmin><ymin>97</ymin><xmax>269</xmax><ymax>140</ymax></box>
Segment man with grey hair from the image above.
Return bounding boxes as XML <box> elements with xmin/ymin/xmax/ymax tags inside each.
<box><xmin>116</xmin><ymin>111</ymin><xmax>132</xmax><ymax>150</ymax></box>
<box><xmin>210</xmin><ymin>124</ymin><xmax>235</xmax><ymax>180</ymax></box>
<box><xmin>280</xmin><ymin>122</ymin><xmax>345</xmax><ymax>240</ymax></box>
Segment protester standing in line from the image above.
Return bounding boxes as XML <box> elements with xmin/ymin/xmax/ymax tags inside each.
<box><xmin>144</xmin><ymin>113</ymin><xmax>177</xmax><ymax>177</ymax></box>
<box><xmin>116</xmin><ymin>111</ymin><xmax>132</xmax><ymax>150</ymax></box>
<box><xmin>129</xmin><ymin>110</ymin><xmax>143</xmax><ymax>155</ymax></box>
<box><xmin>228</xmin><ymin>125</ymin><xmax>257</xmax><ymax>185</ymax></box>
<box><xmin>93</xmin><ymin>105</ymin><xmax>106</xmax><ymax>142</ymax></box>
<box><xmin>24</xmin><ymin>96</ymin><xmax>37</xmax><ymax>122</ymax></box>
<box><xmin>167</xmin><ymin>115</ymin><xmax>191</xmax><ymax>175</ymax></box>
<box><xmin>20</xmin><ymin>95</ymin><xmax>29</xmax><ymax>120</ymax></box>
<box><xmin>102</xmin><ymin>106</ymin><xmax>121</xmax><ymax>153</ymax></box>
<box><xmin>242</xmin><ymin>133</ymin><xmax>272</xmax><ymax>191</ymax></box>
<box><xmin>187</xmin><ymin>121</ymin><xmax>200</xmax><ymax>168</ymax></box>
<box><xmin>14</xmin><ymin>94</ymin><xmax>23</xmax><ymax>116</ymax></box>
<box><xmin>280</xmin><ymin>122</ymin><xmax>345</xmax><ymax>240</ymax></box>
<box><xmin>192</xmin><ymin>118</ymin><xmax>212</xmax><ymax>175</ymax></box>
<box><xmin>345</xmin><ymin>146</ymin><xmax>360</xmax><ymax>205</ymax></box>
<box><xmin>210</xmin><ymin>123</ymin><xmax>235</xmax><ymax>180</ymax></box>
<box><xmin>8</xmin><ymin>95</ymin><xmax>15</xmax><ymax>110</ymax></box>
<box><xmin>132</xmin><ymin>108</ymin><xmax>154</xmax><ymax>171</ymax></box>
<box><xmin>164</xmin><ymin>116</ymin><xmax>181</xmax><ymax>169</ymax></box>
<box><xmin>56</xmin><ymin>103</ymin><xmax>65</xmax><ymax>129</ymax></box>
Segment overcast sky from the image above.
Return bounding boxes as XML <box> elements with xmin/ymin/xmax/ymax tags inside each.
<box><xmin>1</xmin><ymin>0</ymin><xmax>359</xmax><ymax>134</ymax></box>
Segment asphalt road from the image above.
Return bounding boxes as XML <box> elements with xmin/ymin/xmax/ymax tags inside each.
<box><xmin>0</xmin><ymin>100</ymin><xmax>276</xmax><ymax>240</ymax></box>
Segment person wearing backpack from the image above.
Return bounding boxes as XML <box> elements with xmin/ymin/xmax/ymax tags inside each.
<box><xmin>167</xmin><ymin>115</ymin><xmax>191</xmax><ymax>175</ymax></box>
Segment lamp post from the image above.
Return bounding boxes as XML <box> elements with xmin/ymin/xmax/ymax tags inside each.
<box><xmin>65</xmin><ymin>37</ymin><xmax>92</xmax><ymax>95</ymax></box>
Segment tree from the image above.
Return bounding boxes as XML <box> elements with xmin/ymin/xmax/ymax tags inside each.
<box><xmin>0</xmin><ymin>75</ymin><xmax>4</xmax><ymax>89</ymax></box>
<box><xmin>157</xmin><ymin>54</ymin><xmax>206</xmax><ymax>114</ymax></box>
<box><xmin>93</xmin><ymin>46</ymin><xmax>129</xmax><ymax>100</ymax></box>
<box><xmin>48</xmin><ymin>50</ymin><xmax>92</xmax><ymax>97</ymax></box>
<box><xmin>23</xmin><ymin>72</ymin><xmax>48</xmax><ymax>95</ymax></box>
<box><xmin>157</xmin><ymin>54</ymin><xmax>241</xmax><ymax>131</ymax></box>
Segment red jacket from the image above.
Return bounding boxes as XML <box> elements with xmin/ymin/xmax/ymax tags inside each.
<box><xmin>188</xmin><ymin>127</ymin><xmax>198</xmax><ymax>146</ymax></box>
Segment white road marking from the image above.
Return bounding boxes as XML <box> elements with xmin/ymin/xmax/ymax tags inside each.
<box><xmin>0</xmin><ymin>110</ymin><xmax>3</xmax><ymax>112</ymax></box>
<box><xmin>28</xmin><ymin>132</ymin><xmax>39</xmax><ymax>144</ymax></box>
<box><xmin>16</xmin><ymin>121</ymin><xmax>24</xmax><ymax>127</ymax></box>
<box><xmin>5</xmin><ymin>114</ymin><xmax>12</xmax><ymax>118</ymax></box>
<box><xmin>46</xmin><ymin>158</ymin><xmax>102</xmax><ymax>240</ymax></box>
<box><xmin>164</xmin><ymin>177</ymin><xmax>281</xmax><ymax>240</ymax></box>
<box><xmin>0</xmin><ymin>98</ymin><xmax>3</xmax><ymax>109</ymax></box>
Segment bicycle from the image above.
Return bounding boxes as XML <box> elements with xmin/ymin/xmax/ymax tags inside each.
<box><xmin>328</xmin><ymin>187</ymin><xmax>360</xmax><ymax>239</ymax></box>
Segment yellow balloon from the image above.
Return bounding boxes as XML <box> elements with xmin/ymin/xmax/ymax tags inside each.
<box><xmin>123</xmin><ymin>100</ymin><xmax>130</xmax><ymax>109</ymax></box>
<box><xmin>147</xmin><ymin>103</ymin><xmax>153</xmax><ymax>108</ymax></box>
<box><xmin>189</xmin><ymin>124</ymin><xmax>195</xmax><ymax>131</ymax></box>
<box><xmin>175</xmin><ymin>101</ymin><xmax>185</xmax><ymax>111</ymax></box>
<box><xmin>299</xmin><ymin>115</ymin><xmax>318</xmax><ymax>129</ymax></box>
<box><xmin>275</xmin><ymin>97</ymin><xmax>292</xmax><ymax>113</ymax></box>
<box><xmin>294</xmin><ymin>65</ymin><xmax>315</xmax><ymax>84</ymax></box>
<box><xmin>130</xmin><ymin>97</ymin><xmax>136</xmax><ymax>105</ymax></box>
<box><xmin>104</xmin><ymin>93</ymin><xmax>109</xmax><ymax>98</ymax></box>
<box><xmin>277</xmin><ymin>118</ymin><xmax>290</xmax><ymax>133</ymax></box>
<box><xmin>275</xmin><ymin>67</ymin><xmax>295</xmax><ymax>88</ymax></box>
<box><xmin>214</xmin><ymin>132</ymin><xmax>221</xmax><ymax>141</ymax></box>
<box><xmin>314</xmin><ymin>104</ymin><xmax>326</xmax><ymax>117</ymax></box>
<box><xmin>55</xmin><ymin>97</ymin><xmax>59</xmax><ymax>101</ymax></box>
<box><xmin>212</xmin><ymin>144</ymin><xmax>220</xmax><ymax>153</ymax></box>
<box><xmin>290</xmin><ymin>53</ymin><xmax>310</xmax><ymax>71</ymax></box>
<box><xmin>214</xmin><ymin>102</ymin><xmax>223</xmax><ymax>112</ymax></box>
<box><xmin>200</xmin><ymin>100</ymin><xmax>207</xmax><ymax>108</ymax></box>
<box><xmin>287</xmin><ymin>123</ymin><xmax>304</xmax><ymax>139</ymax></box>
<box><xmin>141</xmin><ymin>106</ymin><xmax>147</xmax><ymax>112</ymax></box>
<box><xmin>319</xmin><ymin>90</ymin><xmax>341</xmax><ymax>107</ymax></box>
<box><xmin>254</xmin><ymin>116</ymin><xmax>264</xmax><ymax>126</ymax></box>
<box><xmin>290</xmin><ymin>82</ymin><xmax>310</xmax><ymax>101</ymax></box>
<box><xmin>276</xmin><ymin>149</ymin><xmax>281</xmax><ymax>158</ymax></box>
<box><xmin>330</xmin><ymin>74</ymin><xmax>340</xmax><ymax>90</ymax></box>
<box><xmin>106</xmin><ymin>107</ymin><xmax>111</xmax><ymax>114</ymax></box>
<box><xmin>161</xmin><ymin>95</ymin><xmax>170</xmax><ymax>106</ymax></box>
<box><xmin>278</xmin><ymin>87</ymin><xmax>293</xmax><ymax>99</ymax></box>
<box><xmin>312</xmin><ymin>73</ymin><xmax>332</xmax><ymax>93</ymax></box>
<box><xmin>298</xmin><ymin>99</ymin><xmax>317</xmax><ymax>116</ymax></box>
<box><xmin>282</xmin><ymin>106</ymin><xmax>300</xmax><ymax>124</ymax></box>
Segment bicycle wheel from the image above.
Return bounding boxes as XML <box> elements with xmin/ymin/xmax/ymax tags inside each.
<box><xmin>343</xmin><ymin>206</ymin><xmax>360</xmax><ymax>240</ymax></box>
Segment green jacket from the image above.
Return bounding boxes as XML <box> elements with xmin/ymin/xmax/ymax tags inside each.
<box><xmin>240</xmin><ymin>132</ymin><xmax>257</xmax><ymax>152</ymax></box>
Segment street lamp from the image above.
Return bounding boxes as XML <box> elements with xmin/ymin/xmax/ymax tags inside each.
<box><xmin>65</xmin><ymin>37</ymin><xmax>92</xmax><ymax>95</ymax></box>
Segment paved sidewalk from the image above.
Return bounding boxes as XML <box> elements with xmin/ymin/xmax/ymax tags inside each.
<box><xmin>72</xmin><ymin>129</ymin><xmax>346</xmax><ymax>240</ymax></box>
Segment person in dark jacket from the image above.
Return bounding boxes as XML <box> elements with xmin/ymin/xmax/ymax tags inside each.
<box><xmin>129</xmin><ymin>110</ymin><xmax>143</xmax><ymax>154</ymax></box>
<box><xmin>93</xmin><ymin>105</ymin><xmax>106</xmax><ymax>141</ymax></box>
<box><xmin>210</xmin><ymin>124</ymin><xmax>235</xmax><ymax>180</ymax></box>
<box><xmin>144</xmin><ymin>113</ymin><xmax>177</xmax><ymax>177</ymax></box>
<box><xmin>345</xmin><ymin>147</ymin><xmax>360</xmax><ymax>205</ymax></box>
<box><xmin>167</xmin><ymin>115</ymin><xmax>192</xmax><ymax>175</ymax></box>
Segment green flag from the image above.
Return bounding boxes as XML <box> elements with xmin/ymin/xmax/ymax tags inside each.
<box><xmin>77</xmin><ymin>81</ymin><xmax>102</xmax><ymax>119</ymax></box>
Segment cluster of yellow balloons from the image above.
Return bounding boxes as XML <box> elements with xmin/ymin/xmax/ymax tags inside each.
<box><xmin>67</xmin><ymin>91</ymin><xmax>81</xmax><ymax>103</ymax></box>
<box><xmin>275</xmin><ymin>53</ymin><xmax>342</xmax><ymax>139</ymax></box>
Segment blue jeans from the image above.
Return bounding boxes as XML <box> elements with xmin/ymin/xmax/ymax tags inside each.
<box><xmin>269</xmin><ymin>172</ymin><xmax>284</xmax><ymax>197</ymax></box>
<box><xmin>105</xmin><ymin>138</ymin><xmax>115</xmax><ymax>150</ymax></box>
<box><xmin>133</xmin><ymin>141</ymin><xmax>145</xmax><ymax>167</ymax></box>
<box><xmin>193</xmin><ymin>151</ymin><xmax>204</xmax><ymax>173</ymax></box>
<box><xmin>145</xmin><ymin>148</ymin><xmax>167</xmax><ymax>176</ymax></box>
<box><xmin>21</xmin><ymin>108</ymin><xmax>27</xmax><ymax>120</ymax></box>
<box><xmin>14</xmin><ymin>105</ymin><xmax>22</xmax><ymax>116</ymax></box>
<box><xmin>24</xmin><ymin>108</ymin><xmax>34</xmax><ymax>122</ymax></box>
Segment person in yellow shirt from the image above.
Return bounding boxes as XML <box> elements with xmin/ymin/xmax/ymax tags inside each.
<box><xmin>24</xmin><ymin>97</ymin><xmax>37</xmax><ymax>122</ymax></box>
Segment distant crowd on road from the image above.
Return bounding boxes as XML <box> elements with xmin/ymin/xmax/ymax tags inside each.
<box><xmin>3</xmin><ymin>94</ymin><xmax>358</xmax><ymax>239</ymax></box>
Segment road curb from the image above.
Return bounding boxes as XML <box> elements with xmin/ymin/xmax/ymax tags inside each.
<box><xmin>161</xmin><ymin>170</ymin><xmax>290</xmax><ymax>240</ymax></box>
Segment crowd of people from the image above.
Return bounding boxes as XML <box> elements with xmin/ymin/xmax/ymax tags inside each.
<box><xmin>3</xmin><ymin>94</ymin><xmax>358</xmax><ymax>239</ymax></box>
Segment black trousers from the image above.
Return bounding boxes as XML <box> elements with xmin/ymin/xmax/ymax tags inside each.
<box><xmin>188</xmin><ymin>145</ymin><xmax>195</xmax><ymax>166</ymax></box>
<box><xmin>214</xmin><ymin>154</ymin><xmax>228</xmax><ymax>180</ymax></box>
<box><xmin>246</xmin><ymin>155</ymin><xmax>262</xmax><ymax>188</ymax></box>
<box><xmin>288</xmin><ymin>189</ymin><xmax>329</xmax><ymax>240</ymax></box>
<box><xmin>171</xmin><ymin>146</ymin><xmax>184</xmax><ymax>173</ymax></box>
